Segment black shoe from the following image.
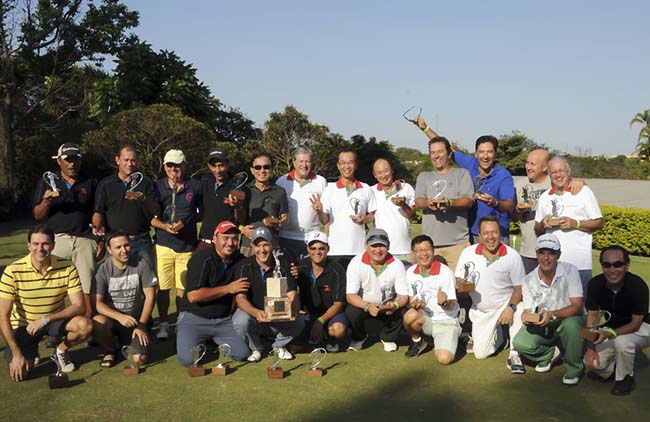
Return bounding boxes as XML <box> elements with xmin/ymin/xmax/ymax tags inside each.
<box><xmin>611</xmin><ymin>375</ymin><xmax>635</xmax><ymax>396</ymax></box>
<box><xmin>587</xmin><ymin>371</ymin><xmax>615</xmax><ymax>383</ymax></box>
<box><xmin>404</xmin><ymin>339</ymin><xmax>427</xmax><ymax>358</ymax></box>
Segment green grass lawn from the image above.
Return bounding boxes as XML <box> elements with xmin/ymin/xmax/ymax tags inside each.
<box><xmin>1</xmin><ymin>221</ymin><xmax>649</xmax><ymax>421</ymax></box>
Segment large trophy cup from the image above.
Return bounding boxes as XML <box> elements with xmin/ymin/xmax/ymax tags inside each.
<box><xmin>43</xmin><ymin>171</ymin><xmax>61</xmax><ymax>197</ymax></box>
<box><xmin>580</xmin><ymin>310</ymin><xmax>612</xmax><ymax>343</ymax></box>
<box><xmin>522</xmin><ymin>292</ymin><xmax>544</xmax><ymax>323</ymax></box>
<box><xmin>548</xmin><ymin>197</ymin><xmax>564</xmax><ymax>227</ymax></box>
<box><xmin>124</xmin><ymin>172</ymin><xmax>144</xmax><ymax>200</ymax></box>
<box><xmin>122</xmin><ymin>345</ymin><xmax>141</xmax><ymax>375</ymax></box>
<box><xmin>307</xmin><ymin>348</ymin><xmax>327</xmax><ymax>377</ymax></box>
<box><xmin>188</xmin><ymin>344</ymin><xmax>207</xmax><ymax>377</ymax></box>
<box><xmin>163</xmin><ymin>175</ymin><xmax>184</xmax><ymax>232</ymax></box>
<box><xmin>211</xmin><ymin>344</ymin><xmax>231</xmax><ymax>376</ymax></box>
<box><xmin>267</xmin><ymin>349</ymin><xmax>285</xmax><ymax>379</ymax></box>
<box><xmin>229</xmin><ymin>171</ymin><xmax>248</xmax><ymax>202</ymax></box>
<box><xmin>459</xmin><ymin>262</ymin><xmax>479</xmax><ymax>293</ymax></box>
<box><xmin>48</xmin><ymin>356</ymin><xmax>70</xmax><ymax>389</ymax></box>
<box><xmin>264</xmin><ymin>250</ymin><xmax>294</xmax><ymax>321</ymax></box>
<box><xmin>429</xmin><ymin>180</ymin><xmax>448</xmax><ymax>207</ymax></box>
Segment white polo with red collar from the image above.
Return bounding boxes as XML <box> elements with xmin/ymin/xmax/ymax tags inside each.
<box><xmin>372</xmin><ymin>181</ymin><xmax>415</xmax><ymax>255</ymax></box>
<box><xmin>321</xmin><ymin>179</ymin><xmax>377</xmax><ymax>256</ymax></box>
<box><xmin>455</xmin><ymin>243</ymin><xmax>526</xmax><ymax>312</ymax></box>
<box><xmin>407</xmin><ymin>260</ymin><xmax>459</xmax><ymax>321</ymax></box>
<box><xmin>277</xmin><ymin>170</ymin><xmax>328</xmax><ymax>242</ymax></box>
<box><xmin>346</xmin><ymin>252</ymin><xmax>409</xmax><ymax>304</ymax></box>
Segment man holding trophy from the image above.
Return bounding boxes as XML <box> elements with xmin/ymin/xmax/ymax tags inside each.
<box><xmin>232</xmin><ymin>227</ymin><xmax>304</xmax><ymax>362</ymax></box>
<box><xmin>513</xmin><ymin>234</ymin><xmax>585</xmax><ymax>384</ymax></box>
<box><xmin>535</xmin><ymin>156</ymin><xmax>603</xmax><ymax>292</ymax></box>
<box><xmin>151</xmin><ymin>149</ymin><xmax>201</xmax><ymax>340</ymax></box>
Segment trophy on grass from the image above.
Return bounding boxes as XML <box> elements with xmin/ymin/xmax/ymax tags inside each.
<box><xmin>267</xmin><ymin>349</ymin><xmax>285</xmax><ymax>379</ymax></box>
<box><xmin>124</xmin><ymin>172</ymin><xmax>144</xmax><ymax>200</ymax></box>
<box><xmin>264</xmin><ymin>249</ymin><xmax>294</xmax><ymax>321</ymax></box>
<box><xmin>48</xmin><ymin>356</ymin><xmax>70</xmax><ymax>389</ymax></box>
<box><xmin>163</xmin><ymin>175</ymin><xmax>184</xmax><ymax>232</ymax></box>
<box><xmin>262</xmin><ymin>197</ymin><xmax>281</xmax><ymax>228</ymax></box>
<box><xmin>548</xmin><ymin>197</ymin><xmax>564</xmax><ymax>227</ymax></box>
<box><xmin>212</xmin><ymin>344</ymin><xmax>231</xmax><ymax>376</ymax></box>
<box><xmin>459</xmin><ymin>262</ymin><xmax>479</xmax><ymax>293</ymax></box>
<box><xmin>429</xmin><ymin>179</ymin><xmax>448</xmax><ymax>207</ymax></box>
<box><xmin>523</xmin><ymin>291</ymin><xmax>544</xmax><ymax>323</ymax></box>
<box><xmin>229</xmin><ymin>171</ymin><xmax>248</xmax><ymax>202</ymax></box>
<box><xmin>519</xmin><ymin>184</ymin><xmax>535</xmax><ymax>211</ymax></box>
<box><xmin>188</xmin><ymin>344</ymin><xmax>207</xmax><ymax>377</ymax></box>
<box><xmin>472</xmin><ymin>176</ymin><xmax>487</xmax><ymax>200</ymax></box>
<box><xmin>580</xmin><ymin>310</ymin><xmax>612</xmax><ymax>343</ymax></box>
<box><xmin>43</xmin><ymin>171</ymin><xmax>61</xmax><ymax>198</ymax></box>
<box><xmin>122</xmin><ymin>345</ymin><xmax>141</xmax><ymax>375</ymax></box>
<box><xmin>307</xmin><ymin>348</ymin><xmax>327</xmax><ymax>377</ymax></box>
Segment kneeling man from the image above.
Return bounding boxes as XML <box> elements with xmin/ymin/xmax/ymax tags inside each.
<box><xmin>403</xmin><ymin>235</ymin><xmax>461</xmax><ymax>364</ymax></box>
<box><xmin>513</xmin><ymin>234</ymin><xmax>584</xmax><ymax>385</ymax></box>
<box><xmin>93</xmin><ymin>231</ymin><xmax>158</xmax><ymax>367</ymax></box>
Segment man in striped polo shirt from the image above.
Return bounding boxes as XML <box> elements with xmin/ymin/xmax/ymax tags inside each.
<box><xmin>0</xmin><ymin>225</ymin><xmax>92</xmax><ymax>381</ymax></box>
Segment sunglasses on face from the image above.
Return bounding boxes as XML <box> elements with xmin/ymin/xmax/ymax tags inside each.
<box><xmin>253</xmin><ymin>165</ymin><xmax>272</xmax><ymax>170</ymax></box>
<box><xmin>601</xmin><ymin>261</ymin><xmax>625</xmax><ymax>268</ymax></box>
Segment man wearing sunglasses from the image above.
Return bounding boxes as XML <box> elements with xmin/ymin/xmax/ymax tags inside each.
<box><xmin>33</xmin><ymin>143</ymin><xmax>101</xmax><ymax>319</ymax></box>
<box><xmin>584</xmin><ymin>246</ymin><xmax>650</xmax><ymax>395</ymax></box>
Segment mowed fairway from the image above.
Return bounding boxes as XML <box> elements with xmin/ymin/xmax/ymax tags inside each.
<box><xmin>1</xmin><ymin>220</ymin><xmax>649</xmax><ymax>421</ymax></box>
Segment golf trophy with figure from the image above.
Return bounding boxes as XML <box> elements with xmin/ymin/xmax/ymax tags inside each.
<box><xmin>264</xmin><ymin>249</ymin><xmax>294</xmax><ymax>321</ymax></box>
<box><xmin>43</xmin><ymin>171</ymin><xmax>61</xmax><ymax>198</ymax></box>
<box><xmin>122</xmin><ymin>345</ymin><xmax>141</xmax><ymax>375</ymax></box>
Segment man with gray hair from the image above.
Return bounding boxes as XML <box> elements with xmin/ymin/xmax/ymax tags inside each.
<box><xmin>534</xmin><ymin>156</ymin><xmax>603</xmax><ymax>292</ymax></box>
<box><xmin>276</xmin><ymin>146</ymin><xmax>328</xmax><ymax>260</ymax></box>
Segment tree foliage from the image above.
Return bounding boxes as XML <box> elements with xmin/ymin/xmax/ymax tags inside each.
<box><xmin>350</xmin><ymin>135</ymin><xmax>411</xmax><ymax>185</ymax></box>
<box><xmin>630</xmin><ymin>109</ymin><xmax>650</xmax><ymax>162</ymax></box>
<box><xmin>496</xmin><ymin>131</ymin><xmax>546</xmax><ymax>176</ymax></box>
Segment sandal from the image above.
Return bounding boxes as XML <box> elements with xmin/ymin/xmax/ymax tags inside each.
<box><xmin>100</xmin><ymin>353</ymin><xmax>117</xmax><ymax>368</ymax></box>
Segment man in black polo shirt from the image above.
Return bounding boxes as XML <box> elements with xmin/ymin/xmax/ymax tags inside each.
<box><xmin>240</xmin><ymin>153</ymin><xmax>289</xmax><ymax>256</ymax></box>
<box><xmin>93</xmin><ymin>144</ymin><xmax>159</xmax><ymax>270</ymax></box>
<box><xmin>196</xmin><ymin>148</ymin><xmax>246</xmax><ymax>251</ymax></box>
<box><xmin>232</xmin><ymin>227</ymin><xmax>304</xmax><ymax>362</ymax></box>
<box><xmin>584</xmin><ymin>245</ymin><xmax>650</xmax><ymax>395</ymax></box>
<box><xmin>176</xmin><ymin>221</ymin><xmax>251</xmax><ymax>366</ymax></box>
<box><xmin>296</xmin><ymin>231</ymin><xmax>347</xmax><ymax>352</ymax></box>
<box><xmin>33</xmin><ymin>143</ymin><xmax>100</xmax><ymax>317</ymax></box>
<box><xmin>151</xmin><ymin>149</ymin><xmax>201</xmax><ymax>340</ymax></box>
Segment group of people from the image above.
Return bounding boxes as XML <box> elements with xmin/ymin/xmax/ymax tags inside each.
<box><xmin>0</xmin><ymin>118</ymin><xmax>647</xmax><ymax>397</ymax></box>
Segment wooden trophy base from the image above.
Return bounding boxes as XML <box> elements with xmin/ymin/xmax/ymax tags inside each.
<box><xmin>124</xmin><ymin>191</ymin><xmax>143</xmax><ymax>200</ymax></box>
<box><xmin>580</xmin><ymin>328</ymin><xmax>599</xmax><ymax>343</ymax></box>
<box><xmin>50</xmin><ymin>191</ymin><xmax>60</xmax><ymax>197</ymax></box>
<box><xmin>188</xmin><ymin>366</ymin><xmax>206</xmax><ymax>377</ymax></box>
<box><xmin>459</xmin><ymin>283</ymin><xmax>475</xmax><ymax>293</ymax></box>
<box><xmin>212</xmin><ymin>364</ymin><xmax>229</xmax><ymax>376</ymax></box>
<box><xmin>430</xmin><ymin>199</ymin><xmax>447</xmax><ymax>206</ymax></box>
<box><xmin>229</xmin><ymin>191</ymin><xmax>245</xmax><ymax>201</ymax></box>
<box><xmin>523</xmin><ymin>313</ymin><xmax>543</xmax><ymax>323</ymax></box>
<box><xmin>264</xmin><ymin>296</ymin><xmax>295</xmax><ymax>322</ymax></box>
<box><xmin>263</xmin><ymin>217</ymin><xmax>280</xmax><ymax>227</ymax></box>
<box><xmin>518</xmin><ymin>203</ymin><xmax>532</xmax><ymax>210</ymax></box>
<box><xmin>307</xmin><ymin>368</ymin><xmax>324</xmax><ymax>377</ymax></box>
<box><xmin>48</xmin><ymin>374</ymin><xmax>70</xmax><ymax>389</ymax></box>
<box><xmin>124</xmin><ymin>366</ymin><xmax>142</xmax><ymax>376</ymax></box>
<box><xmin>268</xmin><ymin>367</ymin><xmax>284</xmax><ymax>379</ymax></box>
<box><xmin>548</xmin><ymin>217</ymin><xmax>561</xmax><ymax>227</ymax></box>
<box><xmin>171</xmin><ymin>221</ymin><xmax>185</xmax><ymax>232</ymax></box>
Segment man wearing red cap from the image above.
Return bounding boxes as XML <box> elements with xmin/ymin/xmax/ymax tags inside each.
<box><xmin>175</xmin><ymin>221</ymin><xmax>251</xmax><ymax>366</ymax></box>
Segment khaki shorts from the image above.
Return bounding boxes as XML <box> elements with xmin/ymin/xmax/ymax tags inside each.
<box><xmin>435</xmin><ymin>242</ymin><xmax>470</xmax><ymax>272</ymax></box>
<box><xmin>422</xmin><ymin>316</ymin><xmax>461</xmax><ymax>353</ymax></box>
<box><xmin>155</xmin><ymin>244</ymin><xmax>192</xmax><ymax>291</ymax></box>
<box><xmin>53</xmin><ymin>234</ymin><xmax>97</xmax><ymax>294</ymax></box>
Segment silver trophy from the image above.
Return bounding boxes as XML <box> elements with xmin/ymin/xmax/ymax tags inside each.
<box><xmin>125</xmin><ymin>172</ymin><xmax>144</xmax><ymax>199</ymax></box>
<box><xmin>524</xmin><ymin>291</ymin><xmax>545</xmax><ymax>323</ymax></box>
<box><xmin>272</xmin><ymin>249</ymin><xmax>284</xmax><ymax>278</ymax></box>
<box><xmin>229</xmin><ymin>171</ymin><xmax>248</xmax><ymax>201</ymax></box>
<box><xmin>460</xmin><ymin>262</ymin><xmax>479</xmax><ymax>292</ymax></box>
<box><xmin>431</xmin><ymin>179</ymin><xmax>448</xmax><ymax>203</ymax></box>
<box><xmin>121</xmin><ymin>345</ymin><xmax>140</xmax><ymax>375</ymax></box>
<box><xmin>520</xmin><ymin>184</ymin><xmax>536</xmax><ymax>210</ymax></box>
<box><xmin>349</xmin><ymin>197</ymin><xmax>361</xmax><ymax>215</ymax></box>
<box><xmin>380</xmin><ymin>285</ymin><xmax>396</xmax><ymax>305</ymax></box>
<box><xmin>474</xmin><ymin>176</ymin><xmax>487</xmax><ymax>194</ymax></box>
<box><xmin>581</xmin><ymin>310</ymin><xmax>612</xmax><ymax>343</ymax></box>
<box><xmin>163</xmin><ymin>175</ymin><xmax>184</xmax><ymax>231</ymax></box>
<box><xmin>308</xmin><ymin>348</ymin><xmax>327</xmax><ymax>376</ymax></box>
<box><xmin>549</xmin><ymin>197</ymin><xmax>565</xmax><ymax>226</ymax></box>
<box><xmin>48</xmin><ymin>355</ymin><xmax>69</xmax><ymax>388</ymax></box>
<box><xmin>267</xmin><ymin>349</ymin><xmax>284</xmax><ymax>378</ymax></box>
<box><xmin>188</xmin><ymin>344</ymin><xmax>207</xmax><ymax>377</ymax></box>
<box><xmin>212</xmin><ymin>343</ymin><xmax>231</xmax><ymax>376</ymax></box>
<box><xmin>43</xmin><ymin>171</ymin><xmax>61</xmax><ymax>197</ymax></box>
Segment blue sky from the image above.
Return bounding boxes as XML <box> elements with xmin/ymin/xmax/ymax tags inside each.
<box><xmin>123</xmin><ymin>1</ymin><xmax>648</xmax><ymax>155</ymax></box>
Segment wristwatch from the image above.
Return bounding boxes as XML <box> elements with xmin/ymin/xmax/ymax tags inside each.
<box><xmin>508</xmin><ymin>303</ymin><xmax>517</xmax><ymax>312</ymax></box>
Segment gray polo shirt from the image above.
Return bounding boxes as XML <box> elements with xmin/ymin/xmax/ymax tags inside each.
<box><xmin>415</xmin><ymin>168</ymin><xmax>473</xmax><ymax>246</ymax></box>
<box><xmin>515</xmin><ymin>177</ymin><xmax>551</xmax><ymax>258</ymax></box>
<box><xmin>94</xmin><ymin>257</ymin><xmax>158</xmax><ymax>317</ymax></box>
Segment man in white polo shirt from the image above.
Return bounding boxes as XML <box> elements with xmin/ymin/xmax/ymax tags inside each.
<box><xmin>316</xmin><ymin>149</ymin><xmax>376</xmax><ymax>269</ymax></box>
<box><xmin>455</xmin><ymin>215</ymin><xmax>526</xmax><ymax>364</ymax></box>
<box><xmin>345</xmin><ymin>228</ymin><xmax>409</xmax><ymax>352</ymax></box>
<box><xmin>403</xmin><ymin>235</ymin><xmax>461</xmax><ymax>364</ymax></box>
<box><xmin>371</xmin><ymin>158</ymin><xmax>415</xmax><ymax>260</ymax></box>
<box><xmin>513</xmin><ymin>233</ymin><xmax>584</xmax><ymax>385</ymax></box>
<box><xmin>276</xmin><ymin>146</ymin><xmax>328</xmax><ymax>260</ymax></box>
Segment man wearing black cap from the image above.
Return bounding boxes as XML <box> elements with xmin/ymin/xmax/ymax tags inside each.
<box><xmin>232</xmin><ymin>226</ymin><xmax>303</xmax><ymax>362</ymax></box>
<box><xmin>33</xmin><ymin>143</ymin><xmax>101</xmax><ymax>317</ymax></box>
<box><xmin>196</xmin><ymin>148</ymin><xmax>247</xmax><ymax>251</ymax></box>
<box><xmin>176</xmin><ymin>221</ymin><xmax>251</xmax><ymax>366</ymax></box>
<box><xmin>345</xmin><ymin>228</ymin><xmax>409</xmax><ymax>352</ymax></box>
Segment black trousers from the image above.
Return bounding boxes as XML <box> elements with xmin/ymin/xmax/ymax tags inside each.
<box><xmin>345</xmin><ymin>305</ymin><xmax>404</xmax><ymax>342</ymax></box>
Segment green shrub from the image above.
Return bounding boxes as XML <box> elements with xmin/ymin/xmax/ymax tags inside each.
<box><xmin>593</xmin><ymin>206</ymin><xmax>650</xmax><ymax>256</ymax></box>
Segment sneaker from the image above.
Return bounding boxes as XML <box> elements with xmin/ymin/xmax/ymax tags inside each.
<box><xmin>507</xmin><ymin>353</ymin><xmax>526</xmax><ymax>374</ymax></box>
<box><xmin>463</xmin><ymin>334</ymin><xmax>474</xmax><ymax>354</ymax></box>
<box><xmin>275</xmin><ymin>347</ymin><xmax>294</xmax><ymax>360</ymax></box>
<box><xmin>611</xmin><ymin>375</ymin><xmax>635</xmax><ymax>396</ymax></box>
<box><xmin>33</xmin><ymin>354</ymin><xmax>40</xmax><ymax>366</ymax></box>
<box><xmin>157</xmin><ymin>322</ymin><xmax>169</xmax><ymax>340</ymax></box>
<box><xmin>247</xmin><ymin>350</ymin><xmax>262</xmax><ymax>362</ymax></box>
<box><xmin>381</xmin><ymin>340</ymin><xmax>398</xmax><ymax>352</ymax></box>
<box><xmin>562</xmin><ymin>375</ymin><xmax>581</xmax><ymax>386</ymax></box>
<box><xmin>325</xmin><ymin>342</ymin><xmax>340</xmax><ymax>353</ymax></box>
<box><xmin>535</xmin><ymin>346</ymin><xmax>561</xmax><ymax>373</ymax></box>
<box><xmin>54</xmin><ymin>349</ymin><xmax>75</xmax><ymax>373</ymax></box>
<box><xmin>348</xmin><ymin>335</ymin><xmax>368</xmax><ymax>352</ymax></box>
<box><xmin>404</xmin><ymin>339</ymin><xmax>427</xmax><ymax>358</ymax></box>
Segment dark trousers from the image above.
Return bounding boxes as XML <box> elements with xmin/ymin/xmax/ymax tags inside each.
<box><xmin>345</xmin><ymin>306</ymin><xmax>404</xmax><ymax>342</ymax></box>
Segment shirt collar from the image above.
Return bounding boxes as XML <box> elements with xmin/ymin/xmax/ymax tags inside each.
<box><xmin>413</xmin><ymin>260</ymin><xmax>441</xmax><ymax>276</ymax></box>
<box><xmin>287</xmin><ymin>168</ymin><xmax>317</xmax><ymax>181</ymax></box>
<box><xmin>548</xmin><ymin>179</ymin><xmax>572</xmax><ymax>195</ymax></box>
<box><xmin>361</xmin><ymin>252</ymin><xmax>395</xmax><ymax>266</ymax></box>
<box><xmin>376</xmin><ymin>180</ymin><xmax>403</xmax><ymax>192</ymax></box>
<box><xmin>475</xmin><ymin>243</ymin><xmax>508</xmax><ymax>257</ymax></box>
<box><xmin>336</xmin><ymin>178</ymin><xmax>363</xmax><ymax>189</ymax></box>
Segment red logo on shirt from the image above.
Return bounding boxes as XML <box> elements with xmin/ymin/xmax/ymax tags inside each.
<box><xmin>185</xmin><ymin>192</ymin><xmax>194</xmax><ymax>202</ymax></box>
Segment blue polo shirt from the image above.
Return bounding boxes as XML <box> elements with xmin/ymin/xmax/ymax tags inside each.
<box><xmin>155</xmin><ymin>177</ymin><xmax>201</xmax><ymax>252</ymax></box>
<box><xmin>453</xmin><ymin>150</ymin><xmax>515</xmax><ymax>238</ymax></box>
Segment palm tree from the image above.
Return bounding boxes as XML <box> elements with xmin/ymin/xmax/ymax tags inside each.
<box><xmin>630</xmin><ymin>110</ymin><xmax>650</xmax><ymax>162</ymax></box>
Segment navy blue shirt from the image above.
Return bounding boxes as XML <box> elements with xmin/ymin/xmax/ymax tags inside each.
<box><xmin>296</xmin><ymin>257</ymin><xmax>346</xmax><ymax>315</ymax></box>
<box><xmin>198</xmin><ymin>174</ymin><xmax>242</xmax><ymax>240</ymax></box>
<box><xmin>232</xmin><ymin>255</ymin><xmax>297</xmax><ymax>310</ymax></box>
<box><xmin>155</xmin><ymin>177</ymin><xmax>201</xmax><ymax>252</ymax></box>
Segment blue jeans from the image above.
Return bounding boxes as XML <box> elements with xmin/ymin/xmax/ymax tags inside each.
<box><xmin>579</xmin><ymin>269</ymin><xmax>593</xmax><ymax>298</ymax></box>
<box><xmin>129</xmin><ymin>238</ymin><xmax>155</xmax><ymax>271</ymax></box>
<box><xmin>176</xmin><ymin>312</ymin><xmax>250</xmax><ymax>366</ymax></box>
<box><xmin>232</xmin><ymin>308</ymin><xmax>305</xmax><ymax>351</ymax></box>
